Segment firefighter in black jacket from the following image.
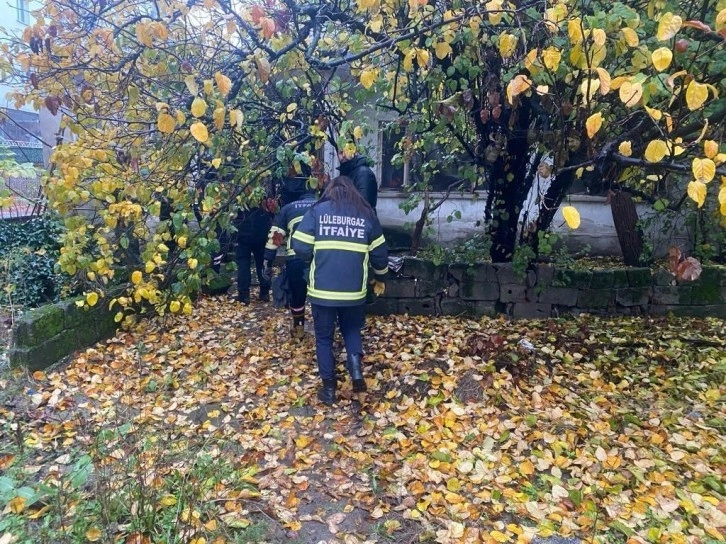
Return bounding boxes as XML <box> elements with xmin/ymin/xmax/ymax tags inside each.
<box><xmin>235</xmin><ymin>205</ymin><xmax>272</xmax><ymax>304</ymax></box>
<box><xmin>338</xmin><ymin>153</ymin><xmax>378</xmax><ymax>211</ymax></box>
<box><xmin>291</xmin><ymin>176</ymin><xmax>388</xmax><ymax>405</ymax></box>
<box><xmin>263</xmin><ymin>188</ymin><xmax>317</xmax><ymax>338</ymax></box>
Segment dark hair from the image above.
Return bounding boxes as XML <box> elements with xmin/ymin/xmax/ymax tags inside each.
<box><xmin>317</xmin><ymin>176</ymin><xmax>373</xmax><ymax>218</ymax></box>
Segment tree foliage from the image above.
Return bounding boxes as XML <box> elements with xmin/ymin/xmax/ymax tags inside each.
<box><xmin>1</xmin><ymin>0</ymin><xmax>725</xmax><ymax>313</ymax></box>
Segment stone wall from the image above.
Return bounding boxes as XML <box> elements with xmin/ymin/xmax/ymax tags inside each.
<box><xmin>9</xmin><ymin>298</ymin><xmax>118</xmax><ymax>370</ymax></box>
<box><xmin>368</xmin><ymin>258</ymin><xmax>726</xmax><ymax>319</ymax></box>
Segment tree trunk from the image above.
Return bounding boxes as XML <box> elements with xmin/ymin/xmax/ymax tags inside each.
<box><xmin>611</xmin><ymin>191</ymin><xmax>643</xmax><ymax>266</ymax></box>
<box><xmin>410</xmin><ymin>191</ymin><xmax>430</xmax><ymax>255</ymax></box>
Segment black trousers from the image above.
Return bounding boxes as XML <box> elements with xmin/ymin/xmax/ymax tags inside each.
<box><xmin>286</xmin><ymin>257</ymin><xmax>307</xmax><ymax>315</ymax></box>
<box><xmin>236</xmin><ymin>239</ymin><xmax>269</xmax><ymax>300</ymax></box>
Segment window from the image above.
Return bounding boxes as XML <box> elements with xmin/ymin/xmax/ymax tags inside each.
<box><xmin>378</xmin><ymin>122</ymin><xmax>406</xmax><ymax>190</ymax></box>
<box><xmin>16</xmin><ymin>0</ymin><xmax>30</xmax><ymax>24</ymax></box>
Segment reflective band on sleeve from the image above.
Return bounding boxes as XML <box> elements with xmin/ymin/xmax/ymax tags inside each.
<box><xmin>373</xmin><ymin>266</ymin><xmax>389</xmax><ymax>275</ymax></box>
<box><xmin>314</xmin><ymin>240</ymin><xmax>368</xmax><ymax>253</ymax></box>
<box><xmin>287</xmin><ymin>216</ymin><xmax>303</xmax><ymax>232</ymax></box>
<box><xmin>292</xmin><ymin>231</ymin><xmax>315</xmax><ymax>244</ymax></box>
<box><xmin>368</xmin><ymin>235</ymin><xmax>385</xmax><ymax>251</ymax></box>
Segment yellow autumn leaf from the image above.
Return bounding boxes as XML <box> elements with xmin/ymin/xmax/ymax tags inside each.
<box><xmin>214</xmin><ymin>71</ymin><xmax>232</xmax><ymax>96</ymax></box>
<box><xmin>704</xmin><ymin>140</ymin><xmax>718</xmax><ymax>159</ymax></box>
<box><xmin>159</xmin><ymin>495</ymin><xmax>177</xmax><ymax>507</ymax></box>
<box><xmin>85</xmin><ymin>528</ymin><xmax>103</xmax><ymax>542</ymax></box>
<box><xmin>717</xmin><ymin>8</ymin><xmax>726</xmax><ymax>31</ymax></box>
<box><xmin>9</xmin><ymin>496</ymin><xmax>26</xmax><ymax>513</ymax></box>
<box><xmin>188</xmin><ymin>258</ymin><xmax>198</xmax><ymax>269</ymax></box>
<box><xmin>434</xmin><ymin>41</ymin><xmax>452</xmax><ymax>59</ymax></box>
<box><xmin>191</xmin><ymin>97</ymin><xmax>207</xmax><ymax>118</ymax></box>
<box><xmin>562</xmin><ymin>206</ymin><xmax>580</xmax><ymax>229</ymax></box>
<box><xmin>490</xmin><ymin>529</ymin><xmax>511</xmax><ymax>542</ymax></box>
<box><xmin>190</xmin><ymin>122</ymin><xmax>209</xmax><ymax>143</ymax></box>
<box><xmin>657</xmin><ymin>12</ymin><xmax>682</xmax><ymax>41</ymax></box>
<box><xmin>645</xmin><ymin>105</ymin><xmax>663</xmax><ymax>121</ymax></box>
<box><xmin>592</xmin><ymin>28</ymin><xmax>606</xmax><ymax>47</ymax></box>
<box><xmin>169</xmin><ymin>300</ymin><xmax>181</xmax><ymax>313</ymax></box>
<box><xmin>157</xmin><ymin>112</ymin><xmax>175</xmax><ymax>134</ymax></box>
<box><xmin>651</xmin><ymin>47</ymin><xmax>673</xmax><ymax>71</ymax></box>
<box><xmin>568</xmin><ymin>18</ymin><xmax>584</xmax><ymax>44</ymax></box>
<box><xmin>621</xmin><ymin>27</ymin><xmax>639</xmax><ymax>46</ymax></box>
<box><xmin>585</xmin><ymin>112</ymin><xmax>603</xmax><ymax>139</ymax></box>
<box><xmin>184</xmin><ymin>74</ymin><xmax>198</xmax><ymax>96</ymax></box>
<box><xmin>414</xmin><ymin>48</ymin><xmax>429</xmax><ymax>67</ymax></box>
<box><xmin>499</xmin><ymin>33</ymin><xmax>518</xmax><ymax>58</ymax></box>
<box><xmin>135</xmin><ymin>22</ymin><xmax>153</xmax><ymax>47</ymax></box>
<box><xmin>175</xmin><ymin>110</ymin><xmax>186</xmax><ymax>125</ymax></box>
<box><xmin>685</xmin><ymin>80</ymin><xmax>709</xmax><ymax>110</ymax></box>
<box><xmin>486</xmin><ymin>0</ymin><xmax>503</xmax><ymax>24</ymax></box>
<box><xmin>687</xmin><ymin>180</ymin><xmax>707</xmax><ymax>207</ymax></box>
<box><xmin>596</xmin><ymin>67</ymin><xmax>611</xmax><ymax>95</ymax></box>
<box><xmin>353</xmin><ymin>126</ymin><xmax>364</xmax><ymax>139</ymax></box>
<box><xmin>211</xmin><ymin>157</ymin><xmax>221</xmax><ymax>169</ymax></box>
<box><xmin>86</xmin><ymin>291</ymin><xmax>99</xmax><ymax>307</ymax></box>
<box><xmin>542</xmin><ymin>47</ymin><xmax>561</xmax><ymax>71</ymax></box>
<box><xmin>506</xmin><ymin>74</ymin><xmax>532</xmax><ymax>104</ymax></box>
<box><xmin>520</xmin><ymin>459</ymin><xmax>535</xmax><ymax>475</ymax></box>
<box><xmin>619</xmin><ymin>141</ymin><xmax>632</xmax><ymax>156</ymax></box>
<box><xmin>644</xmin><ymin>140</ymin><xmax>669</xmax><ymax>162</ymax></box>
<box><xmin>131</xmin><ymin>270</ymin><xmax>142</xmax><ymax>284</ymax></box>
<box><xmin>213</xmin><ymin>106</ymin><xmax>225</xmax><ymax>130</ymax></box>
<box><xmin>619</xmin><ymin>81</ymin><xmax>643</xmax><ymax>107</ymax></box>
<box><xmin>203</xmin><ymin>79</ymin><xmax>213</xmax><ymax>95</ymax></box>
<box><xmin>359</xmin><ymin>68</ymin><xmax>378</xmax><ymax>89</ymax></box>
<box><xmin>692</xmin><ymin>158</ymin><xmax>716</xmax><ymax>183</ymax></box>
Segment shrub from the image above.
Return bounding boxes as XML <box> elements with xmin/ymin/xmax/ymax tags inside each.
<box><xmin>0</xmin><ymin>214</ymin><xmax>71</xmax><ymax>308</ymax></box>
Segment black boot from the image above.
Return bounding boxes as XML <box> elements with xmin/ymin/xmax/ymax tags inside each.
<box><xmin>291</xmin><ymin>315</ymin><xmax>305</xmax><ymax>339</ymax></box>
<box><xmin>317</xmin><ymin>379</ymin><xmax>336</xmax><ymax>405</ymax></box>
<box><xmin>346</xmin><ymin>353</ymin><xmax>366</xmax><ymax>393</ymax></box>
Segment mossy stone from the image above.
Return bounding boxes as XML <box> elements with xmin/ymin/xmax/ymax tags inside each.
<box><xmin>13</xmin><ymin>304</ymin><xmax>64</xmax><ymax>347</ymax></box>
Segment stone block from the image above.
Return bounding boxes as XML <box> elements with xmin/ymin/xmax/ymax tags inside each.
<box><xmin>537</xmin><ymin>287</ymin><xmax>579</xmax><ymax>306</ymax></box>
<box><xmin>651</xmin><ymin>286</ymin><xmax>680</xmax><ymax>305</ymax></box>
<box><xmin>494</xmin><ymin>263</ymin><xmax>525</xmax><ymax>284</ymax></box>
<box><xmin>10</xmin><ymin>332</ymin><xmax>77</xmax><ymax>370</ymax></box>
<box><xmin>534</xmin><ymin>264</ymin><xmax>555</xmax><ymax>287</ymax></box>
<box><xmin>449</xmin><ymin>263</ymin><xmax>496</xmax><ymax>283</ymax></box>
<box><xmin>653</xmin><ymin>268</ymin><xmax>676</xmax><ymax>286</ymax></box>
<box><xmin>366</xmin><ymin>297</ymin><xmax>400</xmax><ymax>315</ymax></box>
<box><xmin>416</xmin><ymin>279</ymin><xmax>447</xmax><ymax>298</ymax></box>
<box><xmin>402</xmin><ymin>257</ymin><xmax>446</xmax><ymax>281</ymax></box>
<box><xmin>12</xmin><ymin>304</ymin><xmax>65</xmax><ymax>348</ymax></box>
<box><xmin>499</xmin><ymin>284</ymin><xmax>528</xmax><ymax>303</ymax></box>
<box><xmin>473</xmin><ymin>301</ymin><xmax>498</xmax><ymax>317</ymax></box>
<box><xmin>384</xmin><ymin>278</ymin><xmax>416</xmax><ymax>298</ymax></box>
<box><xmin>590</xmin><ymin>270</ymin><xmax>614</xmax><ymax>289</ymax></box>
<box><xmin>461</xmin><ymin>281</ymin><xmax>500</xmax><ymax>301</ymax></box>
<box><xmin>688</xmin><ymin>279</ymin><xmax>721</xmax><ymax>305</ymax></box>
<box><xmin>611</xmin><ymin>269</ymin><xmax>630</xmax><ymax>288</ymax></box>
<box><xmin>512</xmin><ymin>303</ymin><xmax>552</xmax><ymax>319</ymax></box>
<box><xmin>615</xmin><ymin>288</ymin><xmax>651</xmax><ymax>307</ymax></box>
<box><xmin>555</xmin><ymin>269</ymin><xmax>592</xmax><ymax>288</ymax></box>
<box><xmin>699</xmin><ymin>266</ymin><xmax>726</xmax><ymax>286</ymax></box>
<box><xmin>666</xmin><ymin>305</ymin><xmax>726</xmax><ymax>319</ymax></box>
<box><xmin>399</xmin><ymin>298</ymin><xmax>436</xmax><ymax>316</ymax></box>
<box><xmin>577</xmin><ymin>289</ymin><xmax>613</xmax><ymax>308</ymax></box>
<box><xmin>439</xmin><ymin>298</ymin><xmax>477</xmax><ymax>317</ymax></box>
<box><xmin>627</xmin><ymin>268</ymin><xmax>652</xmax><ymax>287</ymax></box>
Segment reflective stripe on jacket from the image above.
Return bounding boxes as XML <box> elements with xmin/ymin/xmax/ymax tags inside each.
<box><xmin>291</xmin><ymin>200</ymin><xmax>389</xmax><ymax>306</ymax></box>
<box><xmin>264</xmin><ymin>194</ymin><xmax>317</xmax><ymax>262</ymax></box>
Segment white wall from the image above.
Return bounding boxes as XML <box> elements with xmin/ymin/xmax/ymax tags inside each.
<box><xmin>377</xmin><ymin>191</ymin><xmax>692</xmax><ymax>257</ymax></box>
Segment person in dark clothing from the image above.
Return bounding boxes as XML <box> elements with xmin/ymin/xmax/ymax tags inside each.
<box><xmin>235</xmin><ymin>205</ymin><xmax>273</xmax><ymax>304</ymax></box>
<box><xmin>337</xmin><ymin>154</ymin><xmax>378</xmax><ymax>211</ymax></box>
<box><xmin>291</xmin><ymin>176</ymin><xmax>388</xmax><ymax>405</ymax></box>
<box><xmin>262</xmin><ymin>188</ymin><xmax>317</xmax><ymax>338</ymax></box>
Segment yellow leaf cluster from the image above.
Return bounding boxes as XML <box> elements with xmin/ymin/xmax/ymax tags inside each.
<box><xmin>506</xmin><ymin>74</ymin><xmax>531</xmax><ymax>104</ymax></box>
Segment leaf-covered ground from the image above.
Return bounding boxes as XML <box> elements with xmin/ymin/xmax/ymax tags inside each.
<box><xmin>1</xmin><ymin>297</ymin><xmax>725</xmax><ymax>544</ymax></box>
